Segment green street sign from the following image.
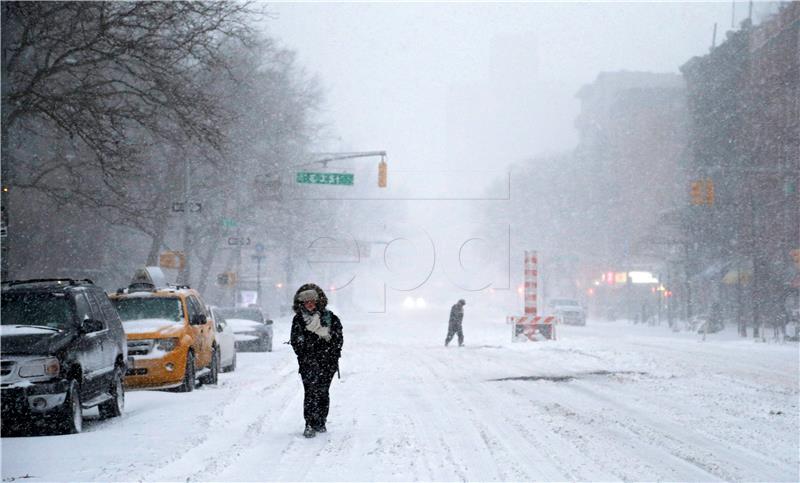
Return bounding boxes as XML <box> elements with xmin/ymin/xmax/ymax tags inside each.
<box><xmin>296</xmin><ymin>172</ymin><xmax>354</xmax><ymax>186</ymax></box>
<box><xmin>222</xmin><ymin>218</ymin><xmax>238</xmax><ymax>229</ymax></box>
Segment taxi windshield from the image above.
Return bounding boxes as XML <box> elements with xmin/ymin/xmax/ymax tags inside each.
<box><xmin>112</xmin><ymin>297</ymin><xmax>183</xmax><ymax>323</ymax></box>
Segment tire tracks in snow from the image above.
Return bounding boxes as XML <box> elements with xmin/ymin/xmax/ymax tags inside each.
<box><xmin>417</xmin><ymin>347</ymin><xmax>574</xmax><ymax>481</ymax></box>
<box><xmin>145</xmin><ymin>355</ymin><xmax>300</xmax><ymax>481</ymax></box>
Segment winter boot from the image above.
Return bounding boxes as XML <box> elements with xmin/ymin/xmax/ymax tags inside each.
<box><xmin>314</xmin><ymin>424</ymin><xmax>327</xmax><ymax>433</ymax></box>
<box><xmin>303</xmin><ymin>425</ymin><xmax>316</xmax><ymax>438</ymax></box>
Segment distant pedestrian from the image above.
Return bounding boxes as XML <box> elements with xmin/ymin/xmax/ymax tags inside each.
<box><xmin>445</xmin><ymin>299</ymin><xmax>466</xmax><ymax>347</ymax></box>
<box><xmin>290</xmin><ymin>283</ymin><xmax>344</xmax><ymax>438</ymax></box>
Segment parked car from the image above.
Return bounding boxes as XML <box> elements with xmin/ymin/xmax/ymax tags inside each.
<box><xmin>1</xmin><ymin>279</ymin><xmax>127</xmax><ymax>435</ymax></box>
<box><xmin>208</xmin><ymin>306</ymin><xmax>236</xmax><ymax>372</ymax></box>
<box><xmin>109</xmin><ymin>267</ymin><xmax>218</xmax><ymax>392</ymax></box>
<box><xmin>215</xmin><ymin>306</ymin><xmax>273</xmax><ymax>352</ymax></box>
<box><xmin>547</xmin><ymin>298</ymin><xmax>587</xmax><ymax>326</ymax></box>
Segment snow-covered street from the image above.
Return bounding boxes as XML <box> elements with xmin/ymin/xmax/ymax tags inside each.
<box><xmin>3</xmin><ymin>311</ymin><xmax>798</xmax><ymax>482</ymax></box>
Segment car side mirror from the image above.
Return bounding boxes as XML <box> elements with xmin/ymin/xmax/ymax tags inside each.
<box><xmin>264</xmin><ymin>319</ymin><xmax>273</xmax><ymax>326</ymax></box>
<box><xmin>81</xmin><ymin>318</ymin><xmax>104</xmax><ymax>334</ymax></box>
<box><xmin>191</xmin><ymin>313</ymin><xmax>207</xmax><ymax>325</ymax></box>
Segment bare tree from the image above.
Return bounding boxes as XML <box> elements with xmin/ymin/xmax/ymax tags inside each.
<box><xmin>2</xmin><ymin>2</ymin><xmax>258</xmax><ymax>173</ymax></box>
<box><xmin>1</xmin><ymin>1</ymin><xmax>260</xmax><ymax>279</ymax></box>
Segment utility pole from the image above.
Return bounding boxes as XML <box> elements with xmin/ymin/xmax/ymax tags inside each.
<box><xmin>178</xmin><ymin>156</ymin><xmax>192</xmax><ymax>285</ymax></box>
<box><xmin>252</xmin><ymin>253</ymin><xmax>265</xmax><ymax>308</ymax></box>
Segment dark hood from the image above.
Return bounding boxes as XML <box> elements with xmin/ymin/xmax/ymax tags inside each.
<box><xmin>1</xmin><ymin>329</ymin><xmax>76</xmax><ymax>356</ymax></box>
<box><xmin>292</xmin><ymin>283</ymin><xmax>328</xmax><ymax>315</ymax></box>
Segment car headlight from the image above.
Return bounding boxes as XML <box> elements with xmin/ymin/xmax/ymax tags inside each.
<box><xmin>155</xmin><ymin>338</ymin><xmax>179</xmax><ymax>352</ymax></box>
<box><xmin>19</xmin><ymin>357</ymin><xmax>60</xmax><ymax>378</ymax></box>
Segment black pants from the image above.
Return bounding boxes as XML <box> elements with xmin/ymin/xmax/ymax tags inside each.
<box><xmin>445</xmin><ymin>322</ymin><xmax>464</xmax><ymax>346</ymax></box>
<box><xmin>299</xmin><ymin>362</ymin><xmax>337</xmax><ymax>428</ymax></box>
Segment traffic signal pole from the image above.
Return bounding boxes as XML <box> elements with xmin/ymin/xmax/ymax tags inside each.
<box><xmin>255</xmin><ymin>151</ymin><xmax>389</xmax><ymax>188</ymax></box>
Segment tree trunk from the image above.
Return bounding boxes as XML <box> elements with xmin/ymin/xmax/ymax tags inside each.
<box><xmin>145</xmin><ymin>215</ymin><xmax>170</xmax><ymax>266</ymax></box>
<box><xmin>196</xmin><ymin>228</ymin><xmax>221</xmax><ymax>294</ymax></box>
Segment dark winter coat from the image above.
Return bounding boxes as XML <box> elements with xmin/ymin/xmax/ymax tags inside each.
<box><xmin>290</xmin><ymin>284</ymin><xmax>343</xmax><ymax>373</ymax></box>
<box><xmin>449</xmin><ymin>302</ymin><xmax>464</xmax><ymax>327</ymax></box>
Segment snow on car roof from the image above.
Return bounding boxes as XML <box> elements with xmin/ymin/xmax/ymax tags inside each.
<box><xmin>112</xmin><ymin>287</ymin><xmax>197</xmax><ymax>298</ymax></box>
<box><xmin>0</xmin><ymin>325</ymin><xmax>61</xmax><ymax>336</ymax></box>
<box><xmin>226</xmin><ymin>318</ymin><xmax>263</xmax><ymax>331</ymax></box>
<box><xmin>122</xmin><ymin>318</ymin><xmax>183</xmax><ymax>335</ymax></box>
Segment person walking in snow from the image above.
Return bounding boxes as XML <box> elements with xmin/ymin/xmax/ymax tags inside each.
<box><xmin>290</xmin><ymin>283</ymin><xmax>344</xmax><ymax>438</ymax></box>
<box><xmin>445</xmin><ymin>299</ymin><xmax>466</xmax><ymax>347</ymax></box>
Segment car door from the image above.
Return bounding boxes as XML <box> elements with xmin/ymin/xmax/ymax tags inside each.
<box><xmin>186</xmin><ymin>296</ymin><xmax>212</xmax><ymax>369</ymax></box>
<box><xmin>215</xmin><ymin>316</ymin><xmax>235</xmax><ymax>367</ymax></box>
<box><xmin>93</xmin><ymin>290</ymin><xmax>123</xmax><ymax>373</ymax></box>
<box><xmin>73</xmin><ymin>291</ymin><xmax>106</xmax><ymax>397</ymax></box>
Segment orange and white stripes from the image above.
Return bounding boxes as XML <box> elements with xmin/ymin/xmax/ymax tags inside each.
<box><xmin>524</xmin><ymin>251</ymin><xmax>538</xmax><ymax>315</ymax></box>
<box><xmin>508</xmin><ymin>250</ymin><xmax>557</xmax><ymax>341</ymax></box>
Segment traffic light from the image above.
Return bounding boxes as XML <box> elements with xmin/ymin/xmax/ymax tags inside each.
<box><xmin>705</xmin><ymin>178</ymin><xmax>714</xmax><ymax>205</ymax></box>
<box><xmin>690</xmin><ymin>181</ymin><xmax>704</xmax><ymax>205</ymax></box>
<box><xmin>378</xmin><ymin>160</ymin><xmax>387</xmax><ymax>188</ymax></box>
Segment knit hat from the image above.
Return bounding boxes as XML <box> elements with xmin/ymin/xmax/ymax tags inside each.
<box><xmin>297</xmin><ymin>289</ymin><xmax>319</xmax><ymax>302</ymax></box>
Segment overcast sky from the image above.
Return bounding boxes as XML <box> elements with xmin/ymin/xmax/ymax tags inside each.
<box><xmin>261</xmin><ymin>2</ymin><xmax>776</xmax><ymax>241</ymax></box>
<box><xmin>264</xmin><ymin>2</ymin><xmax>773</xmax><ymax>171</ymax></box>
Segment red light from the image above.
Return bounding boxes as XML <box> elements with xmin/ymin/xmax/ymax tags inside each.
<box><xmin>587</xmin><ymin>288</ymin><xmax>594</xmax><ymax>296</ymax></box>
<box><xmin>665</xmin><ymin>290</ymin><xmax>672</xmax><ymax>297</ymax></box>
<box><xmin>606</xmin><ymin>272</ymin><xmax>615</xmax><ymax>285</ymax></box>
<box><xmin>651</xmin><ymin>287</ymin><xmax>656</xmax><ymax>294</ymax></box>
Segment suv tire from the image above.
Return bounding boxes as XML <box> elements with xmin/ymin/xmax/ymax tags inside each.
<box><xmin>200</xmin><ymin>346</ymin><xmax>219</xmax><ymax>385</ymax></box>
<box><xmin>177</xmin><ymin>352</ymin><xmax>196</xmax><ymax>393</ymax></box>
<box><xmin>99</xmin><ymin>368</ymin><xmax>125</xmax><ymax>419</ymax></box>
<box><xmin>60</xmin><ymin>380</ymin><xmax>83</xmax><ymax>434</ymax></box>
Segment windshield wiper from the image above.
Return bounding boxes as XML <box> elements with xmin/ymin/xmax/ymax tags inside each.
<box><xmin>14</xmin><ymin>324</ymin><xmax>62</xmax><ymax>332</ymax></box>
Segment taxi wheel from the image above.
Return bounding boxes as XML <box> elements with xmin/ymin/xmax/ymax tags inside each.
<box><xmin>177</xmin><ymin>352</ymin><xmax>196</xmax><ymax>393</ymax></box>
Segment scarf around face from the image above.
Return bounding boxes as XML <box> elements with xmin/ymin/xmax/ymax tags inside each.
<box><xmin>302</xmin><ymin>309</ymin><xmax>331</xmax><ymax>341</ymax></box>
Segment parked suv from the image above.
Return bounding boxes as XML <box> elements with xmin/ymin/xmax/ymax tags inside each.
<box><xmin>1</xmin><ymin>279</ymin><xmax>127</xmax><ymax>435</ymax></box>
<box><xmin>109</xmin><ymin>268</ymin><xmax>218</xmax><ymax>392</ymax></box>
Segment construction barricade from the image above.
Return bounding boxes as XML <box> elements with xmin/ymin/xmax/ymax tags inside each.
<box><xmin>507</xmin><ymin>250</ymin><xmax>558</xmax><ymax>341</ymax></box>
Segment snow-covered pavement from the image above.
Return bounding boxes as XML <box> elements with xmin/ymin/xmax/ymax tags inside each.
<box><xmin>3</xmin><ymin>310</ymin><xmax>798</xmax><ymax>481</ymax></box>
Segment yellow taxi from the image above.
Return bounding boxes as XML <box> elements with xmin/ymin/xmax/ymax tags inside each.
<box><xmin>109</xmin><ymin>268</ymin><xmax>218</xmax><ymax>391</ymax></box>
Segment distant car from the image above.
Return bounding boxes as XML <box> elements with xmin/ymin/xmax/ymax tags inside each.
<box><xmin>1</xmin><ymin>279</ymin><xmax>127</xmax><ymax>435</ymax></box>
<box><xmin>208</xmin><ymin>307</ymin><xmax>236</xmax><ymax>372</ymax></box>
<box><xmin>402</xmin><ymin>296</ymin><xmax>427</xmax><ymax>310</ymax></box>
<box><xmin>216</xmin><ymin>307</ymin><xmax>273</xmax><ymax>352</ymax></box>
<box><xmin>547</xmin><ymin>298</ymin><xmax>587</xmax><ymax>326</ymax></box>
